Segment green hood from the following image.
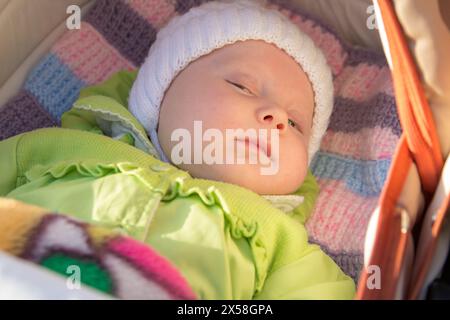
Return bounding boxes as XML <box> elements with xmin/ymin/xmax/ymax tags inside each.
<box><xmin>61</xmin><ymin>70</ymin><xmax>160</xmax><ymax>158</ymax></box>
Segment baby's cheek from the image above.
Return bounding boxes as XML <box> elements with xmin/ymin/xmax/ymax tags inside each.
<box><xmin>282</xmin><ymin>140</ymin><xmax>308</xmax><ymax>178</ymax></box>
<box><xmin>280</xmin><ymin>163</ymin><xmax>308</xmax><ymax>194</ymax></box>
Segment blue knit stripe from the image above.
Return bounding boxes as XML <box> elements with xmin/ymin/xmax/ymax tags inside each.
<box><xmin>311</xmin><ymin>151</ymin><xmax>391</xmax><ymax>197</ymax></box>
<box><xmin>24</xmin><ymin>54</ymin><xmax>87</xmax><ymax>122</ymax></box>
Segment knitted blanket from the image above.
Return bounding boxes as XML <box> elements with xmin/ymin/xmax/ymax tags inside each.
<box><xmin>0</xmin><ymin>197</ymin><xmax>197</xmax><ymax>299</ymax></box>
<box><xmin>0</xmin><ymin>0</ymin><xmax>400</xmax><ymax>284</ymax></box>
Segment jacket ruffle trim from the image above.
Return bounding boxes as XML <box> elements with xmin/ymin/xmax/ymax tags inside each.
<box><xmin>23</xmin><ymin>160</ymin><xmax>269</xmax><ymax>294</ymax></box>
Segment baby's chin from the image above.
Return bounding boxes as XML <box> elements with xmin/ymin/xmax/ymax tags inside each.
<box><xmin>227</xmin><ymin>173</ymin><xmax>304</xmax><ymax>195</ymax></box>
<box><xmin>232</xmin><ymin>177</ymin><xmax>303</xmax><ymax>195</ymax></box>
<box><xmin>181</xmin><ymin>163</ymin><xmax>305</xmax><ymax>195</ymax></box>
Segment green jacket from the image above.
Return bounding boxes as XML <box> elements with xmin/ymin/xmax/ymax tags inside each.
<box><xmin>0</xmin><ymin>71</ymin><xmax>355</xmax><ymax>299</ymax></box>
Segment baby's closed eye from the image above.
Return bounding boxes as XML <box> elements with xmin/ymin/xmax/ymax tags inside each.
<box><xmin>287</xmin><ymin>118</ymin><xmax>304</xmax><ymax>134</ymax></box>
<box><xmin>287</xmin><ymin>119</ymin><xmax>297</xmax><ymax>128</ymax></box>
<box><xmin>226</xmin><ymin>80</ymin><xmax>254</xmax><ymax>96</ymax></box>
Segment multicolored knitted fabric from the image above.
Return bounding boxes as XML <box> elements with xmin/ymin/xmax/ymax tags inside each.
<box><xmin>0</xmin><ymin>0</ymin><xmax>400</xmax><ymax>284</ymax></box>
<box><xmin>0</xmin><ymin>197</ymin><xmax>197</xmax><ymax>299</ymax></box>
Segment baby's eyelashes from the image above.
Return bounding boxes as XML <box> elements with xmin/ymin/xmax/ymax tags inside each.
<box><xmin>288</xmin><ymin>118</ymin><xmax>303</xmax><ymax>133</ymax></box>
<box><xmin>226</xmin><ymin>80</ymin><xmax>254</xmax><ymax>96</ymax></box>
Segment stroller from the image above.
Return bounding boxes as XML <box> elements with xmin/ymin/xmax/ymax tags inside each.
<box><xmin>0</xmin><ymin>0</ymin><xmax>448</xmax><ymax>299</ymax></box>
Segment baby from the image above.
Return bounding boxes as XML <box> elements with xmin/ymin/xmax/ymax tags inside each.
<box><xmin>129</xmin><ymin>0</ymin><xmax>332</xmax><ymax>196</ymax></box>
<box><xmin>1</xmin><ymin>0</ymin><xmax>355</xmax><ymax>299</ymax></box>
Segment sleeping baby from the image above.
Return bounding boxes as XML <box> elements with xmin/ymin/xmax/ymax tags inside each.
<box><xmin>1</xmin><ymin>0</ymin><xmax>355</xmax><ymax>299</ymax></box>
<box><xmin>129</xmin><ymin>0</ymin><xmax>331</xmax><ymax>197</ymax></box>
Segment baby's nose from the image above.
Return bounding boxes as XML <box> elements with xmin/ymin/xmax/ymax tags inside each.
<box><xmin>257</xmin><ymin>107</ymin><xmax>288</xmax><ymax>132</ymax></box>
<box><xmin>262</xmin><ymin>115</ymin><xmax>285</xmax><ymax>130</ymax></box>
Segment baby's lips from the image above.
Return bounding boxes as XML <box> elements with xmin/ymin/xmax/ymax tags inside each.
<box><xmin>256</xmin><ymin>138</ymin><xmax>271</xmax><ymax>158</ymax></box>
<box><xmin>231</xmin><ymin>132</ymin><xmax>273</xmax><ymax>159</ymax></box>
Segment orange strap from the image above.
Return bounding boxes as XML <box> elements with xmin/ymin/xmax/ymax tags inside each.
<box><xmin>356</xmin><ymin>0</ymin><xmax>444</xmax><ymax>299</ymax></box>
<box><xmin>379</xmin><ymin>0</ymin><xmax>443</xmax><ymax>193</ymax></box>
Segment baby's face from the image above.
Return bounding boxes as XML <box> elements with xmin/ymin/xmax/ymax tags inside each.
<box><xmin>157</xmin><ymin>40</ymin><xmax>314</xmax><ymax>195</ymax></box>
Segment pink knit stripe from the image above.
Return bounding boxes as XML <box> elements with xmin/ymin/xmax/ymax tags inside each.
<box><xmin>306</xmin><ymin>179</ymin><xmax>378</xmax><ymax>253</ymax></box>
<box><xmin>267</xmin><ymin>3</ymin><xmax>347</xmax><ymax>76</ymax></box>
<box><xmin>52</xmin><ymin>22</ymin><xmax>136</xmax><ymax>85</ymax></box>
<box><xmin>125</xmin><ymin>0</ymin><xmax>176</xmax><ymax>29</ymax></box>
<box><xmin>320</xmin><ymin>127</ymin><xmax>399</xmax><ymax>160</ymax></box>
<box><xmin>334</xmin><ymin>64</ymin><xmax>393</xmax><ymax>101</ymax></box>
<box><xmin>107</xmin><ymin>236</ymin><xmax>196</xmax><ymax>300</ymax></box>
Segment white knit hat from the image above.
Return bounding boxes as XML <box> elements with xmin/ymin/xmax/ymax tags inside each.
<box><xmin>129</xmin><ymin>0</ymin><xmax>333</xmax><ymax>165</ymax></box>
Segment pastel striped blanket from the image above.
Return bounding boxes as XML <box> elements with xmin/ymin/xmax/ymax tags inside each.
<box><xmin>0</xmin><ymin>0</ymin><xmax>400</xmax><ymax>283</ymax></box>
<box><xmin>0</xmin><ymin>197</ymin><xmax>197</xmax><ymax>299</ymax></box>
